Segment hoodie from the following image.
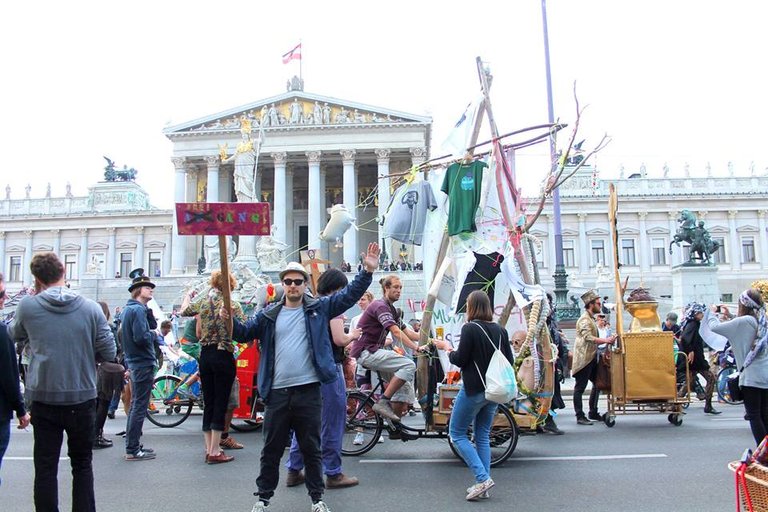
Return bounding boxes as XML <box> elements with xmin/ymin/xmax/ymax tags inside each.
<box><xmin>10</xmin><ymin>286</ymin><xmax>116</xmax><ymax>405</ymax></box>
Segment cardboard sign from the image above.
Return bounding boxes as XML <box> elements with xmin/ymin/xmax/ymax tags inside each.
<box><xmin>175</xmin><ymin>203</ymin><xmax>271</xmax><ymax>236</ymax></box>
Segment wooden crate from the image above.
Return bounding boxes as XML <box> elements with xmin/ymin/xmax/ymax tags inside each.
<box><xmin>438</xmin><ymin>385</ymin><xmax>460</xmax><ymax>414</ymax></box>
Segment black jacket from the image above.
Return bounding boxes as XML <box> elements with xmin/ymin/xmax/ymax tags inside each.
<box><xmin>681</xmin><ymin>319</ymin><xmax>709</xmax><ymax>372</ymax></box>
<box><xmin>449</xmin><ymin>321</ymin><xmax>514</xmax><ymax>395</ymax></box>
<box><xmin>0</xmin><ymin>324</ymin><xmax>26</xmax><ymax>421</ymax></box>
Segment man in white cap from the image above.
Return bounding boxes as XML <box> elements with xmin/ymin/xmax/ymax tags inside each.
<box><xmin>572</xmin><ymin>290</ymin><xmax>617</xmax><ymax>425</ymax></box>
<box><xmin>227</xmin><ymin>243</ymin><xmax>380</xmax><ymax>512</ymax></box>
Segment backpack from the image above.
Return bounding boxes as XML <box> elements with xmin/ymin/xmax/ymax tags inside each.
<box><xmin>472</xmin><ymin>322</ymin><xmax>518</xmax><ymax>404</ymax></box>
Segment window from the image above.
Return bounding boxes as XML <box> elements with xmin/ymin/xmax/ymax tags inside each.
<box><xmin>721</xmin><ymin>293</ymin><xmax>733</xmax><ymax>303</ymax></box>
<box><xmin>651</xmin><ymin>237</ymin><xmax>666</xmax><ymax>266</ymax></box>
<box><xmin>64</xmin><ymin>254</ymin><xmax>77</xmax><ymax>280</ymax></box>
<box><xmin>148</xmin><ymin>251</ymin><xmax>161</xmax><ymax>277</ymax></box>
<box><xmin>119</xmin><ymin>252</ymin><xmax>133</xmax><ymax>277</ymax></box>
<box><xmin>534</xmin><ymin>243</ymin><xmax>545</xmax><ymax>269</ymax></box>
<box><xmin>563</xmin><ymin>240</ymin><xmax>576</xmax><ymax>268</ymax></box>
<box><xmin>9</xmin><ymin>256</ymin><xmax>21</xmax><ymax>282</ymax></box>
<box><xmin>712</xmin><ymin>237</ymin><xmax>726</xmax><ymax>264</ymax></box>
<box><xmin>591</xmin><ymin>239</ymin><xmax>605</xmax><ymax>267</ymax></box>
<box><xmin>742</xmin><ymin>237</ymin><xmax>756</xmax><ymax>263</ymax></box>
<box><xmin>621</xmin><ymin>239</ymin><xmax>636</xmax><ymax>266</ymax></box>
<box><xmin>682</xmin><ymin>244</ymin><xmax>691</xmax><ymax>262</ymax></box>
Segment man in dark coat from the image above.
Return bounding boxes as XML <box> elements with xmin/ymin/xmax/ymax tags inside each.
<box><xmin>680</xmin><ymin>302</ymin><xmax>720</xmax><ymax>414</ymax></box>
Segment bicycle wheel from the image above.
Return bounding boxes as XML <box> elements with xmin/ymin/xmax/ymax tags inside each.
<box><xmin>448</xmin><ymin>403</ymin><xmax>519</xmax><ymax>467</ymax></box>
<box><xmin>341</xmin><ymin>391</ymin><xmax>382</xmax><ymax>456</ymax></box>
<box><xmin>717</xmin><ymin>366</ymin><xmax>743</xmax><ymax>405</ymax></box>
<box><xmin>147</xmin><ymin>375</ymin><xmax>194</xmax><ymax>428</ymax></box>
<box><xmin>230</xmin><ymin>419</ymin><xmax>263</xmax><ymax>432</ymax></box>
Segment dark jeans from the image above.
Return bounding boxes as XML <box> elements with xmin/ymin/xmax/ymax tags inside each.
<box><xmin>30</xmin><ymin>399</ymin><xmax>97</xmax><ymax>512</ymax></box>
<box><xmin>742</xmin><ymin>385</ymin><xmax>768</xmax><ymax>445</ymax></box>
<box><xmin>573</xmin><ymin>358</ymin><xmax>599</xmax><ymax>418</ymax></box>
<box><xmin>257</xmin><ymin>383</ymin><xmax>323</xmax><ymax>503</ymax></box>
<box><xmin>199</xmin><ymin>345</ymin><xmax>236</xmax><ymax>432</ymax></box>
<box><xmin>0</xmin><ymin>418</ymin><xmax>9</xmax><ymax>486</ymax></box>
<box><xmin>125</xmin><ymin>365</ymin><xmax>155</xmax><ymax>455</ymax></box>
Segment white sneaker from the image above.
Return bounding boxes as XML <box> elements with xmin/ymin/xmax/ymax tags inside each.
<box><xmin>251</xmin><ymin>501</ymin><xmax>268</xmax><ymax>511</ymax></box>
<box><xmin>466</xmin><ymin>486</ymin><xmax>490</xmax><ymax>499</ymax></box>
<box><xmin>353</xmin><ymin>432</ymin><xmax>364</xmax><ymax>445</ymax></box>
<box><xmin>311</xmin><ymin>501</ymin><xmax>332</xmax><ymax>512</ymax></box>
<box><xmin>466</xmin><ymin>478</ymin><xmax>495</xmax><ymax>501</ymax></box>
<box><xmin>377</xmin><ymin>435</ymin><xmax>384</xmax><ymax>443</ymax></box>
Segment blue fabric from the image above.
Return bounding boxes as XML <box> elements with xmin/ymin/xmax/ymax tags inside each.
<box><xmin>125</xmin><ymin>365</ymin><xmax>155</xmax><ymax>455</ymax></box>
<box><xmin>0</xmin><ymin>418</ymin><xmax>9</xmax><ymax>486</ymax></box>
<box><xmin>287</xmin><ymin>363</ymin><xmax>346</xmax><ymax>476</ymax></box>
<box><xmin>121</xmin><ymin>299</ymin><xmax>156</xmax><ymax>369</ymax></box>
<box><xmin>272</xmin><ymin>306</ymin><xmax>316</xmax><ymax>389</ymax></box>
<box><xmin>449</xmin><ymin>386</ymin><xmax>497</xmax><ymax>483</ymax></box>
<box><xmin>232</xmin><ymin>269</ymin><xmax>372</xmax><ymax>402</ymax></box>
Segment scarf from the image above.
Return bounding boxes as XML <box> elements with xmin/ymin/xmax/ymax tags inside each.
<box><xmin>680</xmin><ymin>302</ymin><xmax>706</xmax><ymax>332</ymax></box>
<box><xmin>741</xmin><ymin>291</ymin><xmax>768</xmax><ymax>369</ymax></box>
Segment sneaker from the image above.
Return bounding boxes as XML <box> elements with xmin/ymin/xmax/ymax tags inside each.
<box><xmin>139</xmin><ymin>445</ymin><xmax>154</xmax><ymax>454</ymax></box>
<box><xmin>311</xmin><ymin>501</ymin><xmax>332</xmax><ymax>512</ymax></box>
<box><xmin>587</xmin><ymin>411</ymin><xmax>603</xmax><ymax>421</ymax></box>
<box><xmin>251</xmin><ymin>500</ymin><xmax>268</xmax><ymax>512</ymax></box>
<box><xmin>125</xmin><ymin>449</ymin><xmax>156</xmax><ymax>461</ymax></box>
<box><xmin>353</xmin><ymin>432</ymin><xmax>365</xmax><ymax>445</ymax></box>
<box><xmin>576</xmin><ymin>416</ymin><xmax>594</xmax><ymax>426</ymax></box>
<box><xmin>372</xmin><ymin>400</ymin><xmax>401</xmax><ymax>422</ymax></box>
<box><xmin>286</xmin><ymin>469</ymin><xmax>305</xmax><ymax>487</ymax></box>
<box><xmin>466</xmin><ymin>478</ymin><xmax>495</xmax><ymax>501</ymax></box>
<box><xmin>466</xmin><ymin>486</ymin><xmax>490</xmax><ymax>499</ymax></box>
<box><xmin>541</xmin><ymin>423</ymin><xmax>565</xmax><ymax>435</ymax></box>
<box><xmin>325</xmin><ymin>473</ymin><xmax>359</xmax><ymax>488</ymax></box>
<box><xmin>219</xmin><ymin>436</ymin><xmax>244</xmax><ymax>449</ymax></box>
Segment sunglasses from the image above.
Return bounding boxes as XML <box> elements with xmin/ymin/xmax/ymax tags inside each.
<box><xmin>0</xmin><ymin>290</ymin><xmax>5</xmax><ymax>299</ymax></box>
<box><xmin>282</xmin><ymin>278</ymin><xmax>305</xmax><ymax>287</ymax></box>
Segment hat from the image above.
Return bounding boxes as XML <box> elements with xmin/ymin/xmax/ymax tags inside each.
<box><xmin>580</xmin><ymin>289</ymin><xmax>600</xmax><ymax>306</ymax></box>
<box><xmin>279</xmin><ymin>262</ymin><xmax>310</xmax><ymax>282</ymax></box>
<box><xmin>128</xmin><ymin>268</ymin><xmax>156</xmax><ymax>292</ymax></box>
<box><xmin>666</xmin><ymin>312</ymin><xmax>678</xmax><ymax>322</ymax></box>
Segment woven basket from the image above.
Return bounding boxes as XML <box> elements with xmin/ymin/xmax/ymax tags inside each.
<box><xmin>729</xmin><ymin>461</ymin><xmax>768</xmax><ymax>511</ymax></box>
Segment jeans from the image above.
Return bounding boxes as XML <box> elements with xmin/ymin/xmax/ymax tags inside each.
<box><xmin>256</xmin><ymin>383</ymin><xmax>323</xmax><ymax>503</ymax></box>
<box><xmin>287</xmin><ymin>364</ymin><xmax>346</xmax><ymax>476</ymax></box>
<box><xmin>573</xmin><ymin>358</ymin><xmax>599</xmax><ymax>418</ymax></box>
<box><xmin>30</xmin><ymin>399</ymin><xmax>97</xmax><ymax>512</ymax></box>
<box><xmin>125</xmin><ymin>365</ymin><xmax>155</xmax><ymax>455</ymax></box>
<box><xmin>0</xmin><ymin>418</ymin><xmax>9</xmax><ymax>486</ymax></box>
<box><xmin>449</xmin><ymin>387</ymin><xmax>497</xmax><ymax>483</ymax></box>
<box><xmin>742</xmin><ymin>386</ymin><xmax>768</xmax><ymax>445</ymax></box>
<box><xmin>199</xmin><ymin>345</ymin><xmax>236</xmax><ymax>431</ymax></box>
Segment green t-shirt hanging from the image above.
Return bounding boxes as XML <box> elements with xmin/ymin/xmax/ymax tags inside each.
<box><xmin>440</xmin><ymin>160</ymin><xmax>486</xmax><ymax>236</ymax></box>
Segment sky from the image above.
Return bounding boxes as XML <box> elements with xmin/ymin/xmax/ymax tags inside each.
<box><xmin>2</xmin><ymin>0</ymin><xmax>766</xmax><ymax>210</ymax></box>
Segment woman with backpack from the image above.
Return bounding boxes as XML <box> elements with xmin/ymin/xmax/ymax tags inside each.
<box><xmin>433</xmin><ymin>290</ymin><xmax>514</xmax><ymax>501</ymax></box>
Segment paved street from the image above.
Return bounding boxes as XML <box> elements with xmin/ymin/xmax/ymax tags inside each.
<box><xmin>2</xmin><ymin>396</ymin><xmax>752</xmax><ymax>512</ymax></box>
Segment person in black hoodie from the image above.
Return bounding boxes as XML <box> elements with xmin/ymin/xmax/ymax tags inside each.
<box><xmin>0</xmin><ymin>272</ymin><xmax>30</xmax><ymax>486</ymax></box>
<box><xmin>434</xmin><ymin>290</ymin><xmax>514</xmax><ymax>501</ymax></box>
<box><xmin>680</xmin><ymin>302</ymin><xmax>720</xmax><ymax>415</ymax></box>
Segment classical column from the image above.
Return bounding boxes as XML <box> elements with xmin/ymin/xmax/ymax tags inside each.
<box><xmin>577</xmin><ymin>213</ymin><xmax>589</xmax><ymax>275</ymax></box>
<box><xmin>163</xmin><ymin>226</ymin><xmax>173</xmax><ymax>276</ymax></box>
<box><xmin>272</xmin><ymin>152</ymin><xmax>288</xmax><ymax>245</ymax></box>
<box><xmin>51</xmin><ymin>229</ymin><xmax>61</xmax><ymax>256</ymax></box>
<box><xmin>134</xmin><ymin>227</ymin><xmax>145</xmax><ymax>270</ymax></box>
<box><xmin>375</xmin><ymin>149</ymin><xmax>392</xmax><ymax>261</ymax></box>
<box><xmin>0</xmin><ymin>232</ymin><xmax>5</xmax><ymax>275</ymax></box>
<box><xmin>23</xmin><ymin>230</ymin><xmax>33</xmax><ymax>285</ymax></box>
<box><xmin>668</xmin><ymin>211</ymin><xmax>679</xmax><ymax>266</ymax></box>
<box><xmin>286</xmin><ymin>168</ymin><xmax>295</xmax><ymax>250</ymax></box>
<box><xmin>106</xmin><ymin>227</ymin><xmax>116</xmax><ymax>277</ymax></box>
<box><xmin>638</xmin><ymin>211</ymin><xmax>649</xmax><ymax>272</ymax></box>
<box><xmin>759</xmin><ymin>210</ymin><xmax>768</xmax><ymax>268</ymax></box>
<box><xmin>253</xmin><ymin>174</ymin><xmax>262</xmax><ymax>203</ymax></box>
<box><xmin>728</xmin><ymin>210</ymin><xmax>740</xmax><ymax>270</ymax></box>
<box><xmin>171</xmin><ymin>157</ymin><xmax>188</xmax><ymax>274</ymax></box>
<box><xmin>205</xmin><ymin>156</ymin><xmax>220</xmax><ymax>202</ymax></box>
<box><xmin>78</xmin><ymin>228</ymin><xmax>88</xmax><ymax>279</ymax></box>
<box><xmin>319</xmin><ymin>168</ymin><xmax>328</xmax><ymax>255</ymax></box>
<box><xmin>546</xmin><ymin>214</ymin><xmax>556</xmax><ymax>269</ymax></box>
<box><xmin>307</xmin><ymin>151</ymin><xmax>323</xmax><ymax>252</ymax></box>
<box><xmin>341</xmin><ymin>149</ymin><xmax>358</xmax><ymax>266</ymax></box>
<box><xmin>410</xmin><ymin>147</ymin><xmax>427</xmax><ymax>167</ymax></box>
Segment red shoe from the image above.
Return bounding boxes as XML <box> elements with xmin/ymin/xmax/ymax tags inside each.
<box><xmin>206</xmin><ymin>451</ymin><xmax>234</xmax><ymax>464</ymax></box>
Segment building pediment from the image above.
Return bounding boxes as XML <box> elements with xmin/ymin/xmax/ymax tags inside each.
<box><xmin>145</xmin><ymin>240</ymin><xmax>166</xmax><ymax>248</ymax></box>
<box><xmin>562</xmin><ymin>228</ymin><xmax>579</xmax><ymax>237</ymax></box>
<box><xmin>61</xmin><ymin>243</ymin><xmax>80</xmax><ymax>251</ymax></box>
<box><xmin>33</xmin><ymin>244</ymin><xmax>53</xmax><ymax>252</ymax></box>
<box><xmin>529</xmin><ymin>229</ymin><xmax>548</xmax><ymax>238</ymax></box>
<box><xmin>164</xmin><ymin>91</ymin><xmax>431</xmax><ymax>137</ymax></box>
<box><xmin>7</xmin><ymin>245</ymin><xmax>25</xmax><ymax>252</ymax></box>
<box><xmin>117</xmin><ymin>240</ymin><xmax>137</xmax><ymax>249</ymax></box>
<box><xmin>709</xmin><ymin>225</ymin><xmax>729</xmax><ymax>234</ymax></box>
<box><xmin>646</xmin><ymin>226</ymin><xmax>670</xmax><ymax>235</ymax></box>
<box><xmin>736</xmin><ymin>224</ymin><xmax>759</xmax><ymax>233</ymax></box>
<box><xmin>618</xmin><ymin>227</ymin><xmax>640</xmax><ymax>235</ymax></box>
<box><xmin>88</xmin><ymin>242</ymin><xmax>109</xmax><ymax>250</ymax></box>
<box><xmin>586</xmin><ymin>228</ymin><xmax>610</xmax><ymax>236</ymax></box>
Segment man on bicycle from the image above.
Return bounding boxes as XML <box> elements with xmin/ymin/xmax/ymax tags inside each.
<box><xmin>349</xmin><ymin>275</ymin><xmax>427</xmax><ymax>424</ymax></box>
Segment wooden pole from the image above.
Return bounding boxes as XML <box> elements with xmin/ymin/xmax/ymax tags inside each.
<box><xmin>608</xmin><ymin>183</ymin><xmax>625</xmax><ymax>343</ymax></box>
<box><xmin>218</xmin><ymin>235</ymin><xmax>233</xmax><ymax>337</ymax></box>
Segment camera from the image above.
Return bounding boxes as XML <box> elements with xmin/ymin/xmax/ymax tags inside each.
<box><xmin>715</xmin><ymin>305</ymin><xmax>722</xmax><ymax>313</ymax></box>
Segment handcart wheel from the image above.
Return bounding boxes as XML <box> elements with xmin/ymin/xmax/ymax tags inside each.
<box><xmin>603</xmin><ymin>414</ymin><xmax>616</xmax><ymax>428</ymax></box>
<box><xmin>667</xmin><ymin>413</ymin><xmax>683</xmax><ymax>426</ymax></box>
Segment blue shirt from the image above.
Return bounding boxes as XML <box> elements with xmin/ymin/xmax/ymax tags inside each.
<box><xmin>272</xmin><ymin>305</ymin><xmax>318</xmax><ymax>389</ymax></box>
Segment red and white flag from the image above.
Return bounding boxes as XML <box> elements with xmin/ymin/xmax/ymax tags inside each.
<box><xmin>282</xmin><ymin>43</ymin><xmax>302</xmax><ymax>64</ymax></box>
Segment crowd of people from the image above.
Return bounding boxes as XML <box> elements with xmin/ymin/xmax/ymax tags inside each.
<box><xmin>2</xmin><ymin>248</ymin><xmax>768</xmax><ymax>511</ymax></box>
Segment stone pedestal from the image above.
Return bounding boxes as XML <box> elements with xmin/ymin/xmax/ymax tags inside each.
<box><xmin>232</xmin><ymin>235</ymin><xmax>261</xmax><ymax>274</ymax></box>
<box><xmin>671</xmin><ymin>264</ymin><xmax>721</xmax><ymax>312</ymax></box>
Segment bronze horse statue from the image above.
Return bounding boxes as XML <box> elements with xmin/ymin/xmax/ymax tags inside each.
<box><xmin>669</xmin><ymin>209</ymin><xmax>720</xmax><ymax>265</ymax></box>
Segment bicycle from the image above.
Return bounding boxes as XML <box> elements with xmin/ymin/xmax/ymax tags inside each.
<box><xmin>147</xmin><ymin>357</ymin><xmax>204</xmax><ymax>428</ymax></box>
<box><xmin>342</xmin><ymin>370</ymin><xmax>518</xmax><ymax>467</ymax></box>
<box><xmin>716</xmin><ymin>349</ymin><xmax>743</xmax><ymax>405</ymax></box>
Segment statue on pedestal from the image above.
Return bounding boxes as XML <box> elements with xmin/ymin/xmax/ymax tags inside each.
<box><xmin>255</xmin><ymin>225</ymin><xmax>288</xmax><ymax>271</ymax></box>
<box><xmin>669</xmin><ymin>209</ymin><xmax>720</xmax><ymax>265</ymax></box>
<box><xmin>221</xmin><ymin>118</ymin><xmax>260</xmax><ymax>203</ymax></box>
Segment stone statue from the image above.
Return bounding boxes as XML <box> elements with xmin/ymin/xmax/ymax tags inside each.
<box><xmin>669</xmin><ymin>209</ymin><xmax>720</xmax><ymax>265</ymax></box>
<box><xmin>663</xmin><ymin>162</ymin><xmax>670</xmax><ymax>178</ymax></box>
<box><xmin>65</xmin><ymin>182</ymin><xmax>72</xmax><ymax>198</ymax></box>
<box><xmin>751</xmin><ymin>161</ymin><xmax>756</xmax><ymax>177</ymax></box>
<box><xmin>313</xmin><ymin>101</ymin><xmax>322</xmax><ymax>124</ymax></box>
<box><xmin>260</xmin><ymin>105</ymin><xmax>269</xmax><ymax>127</ymax></box>
<box><xmin>322</xmin><ymin>103</ymin><xmax>331</xmax><ymax>125</ymax></box>
<box><xmin>25</xmin><ymin>184</ymin><xmax>31</xmax><ymax>199</ymax></box>
<box><xmin>289</xmin><ymin>99</ymin><xmax>302</xmax><ymax>124</ymax></box>
<box><xmin>255</xmin><ymin>225</ymin><xmax>288</xmax><ymax>271</ymax></box>
<box><xmin>595</xmin><ymin>261</ymin><xmax>612</xmax><ymax>286</ymax></box>
<box><xmin>353</xmin><ymin>109</ymin><xmax>366</xmax><ymax>123</ymax></box>
<box><xmin>728</xmin><ymin>161</ymin><xmax>734</xmax><ymax>177</ymax></box>
<box><xmin>619</xmin><ymin>164</ymin><xmax>625</xmax><ymax>179</ymax></box>
<box><xmin>222</xmin><ymin>119</ymin><xmax>260</xmax><ymax>203</ymax></box>
<box><xmin>706</xmin><ymin>161</ymin><xmax>712</xmax><ymax>177</ymax></box>
<box><xmin>334</xmin><ymin>107</ymin><xmax>349</xmax><ymax>124</ymax></box>
<box><xmin>5</xmin><ymin>184</ymin><xmax>10</xmax><ymax>200</ymax></box>
<box><xmin>640</xmin><ymin>162</ymin><xmax>647</xmax><ymax>178</ymax></box>
<box><xmin>684</xmin><ymin>162</ymin><xmax>690</xmax><ymax>178</ymax></box>
<box><xmin>204</xmin><ymin>236</ymin><xmax>237</xmax><ymax>272</ymax></box>
<box><xmin>45</xmin><ymin>183</ymin><xmax>51</xmax><ymax>198</ymax></box>
<box><xmin>268</xmin><ymin>103</ymin><xmax>279</xmax><ymax>127</ymax></box>
<box><xmin>103</xmin><ymin>156</ymin><xmax>117</xmax><ymax>181</ymax></box>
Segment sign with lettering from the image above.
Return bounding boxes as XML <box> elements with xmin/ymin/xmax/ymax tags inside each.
<box><xmin>175</xmin><ymin>203</ymin><xmax>271</xmax><ymax>236</ymax></box>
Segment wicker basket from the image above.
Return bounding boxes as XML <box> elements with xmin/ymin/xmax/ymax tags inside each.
<box><xmin>729</xmin><ymin>461</ymin><xmax>768</xmax><ymax>511</ymax></box>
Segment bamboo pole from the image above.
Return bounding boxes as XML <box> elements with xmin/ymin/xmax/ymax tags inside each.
<box><xmin>218</xmin><ymin>235</ymin><xmax>233</xmax><ymax>337</ymax></box>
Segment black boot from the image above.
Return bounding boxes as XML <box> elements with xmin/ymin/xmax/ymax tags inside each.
<box><xmin>94</xmin><ymin>434</ymin><xmax>113</xmax><ymax>449</ymax></box>
<box><xmin>542</xmin><ymin>416</ymin><xmax>564</xmax><ymax>435</ymax></box>
<box><xmin>704</xmin><ymin>404</ymin><xmax>721</xmax><ymax>415</ymax></box>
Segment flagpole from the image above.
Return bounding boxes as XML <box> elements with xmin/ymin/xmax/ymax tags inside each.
<box><xmin>299</xmin><ymin>39</ymin><xmax>303</xmax><ymax>82</ymax></box>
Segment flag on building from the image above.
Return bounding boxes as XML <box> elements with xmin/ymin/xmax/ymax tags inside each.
<box><xmin>282</xmin><ymin>43</ymin><xmax>302</xmax><ymax>64</ymax></box>
<box><xmin>441</xmin><ymin>94</ymin><xmax>484</xmax><ymax>157</ymax></box>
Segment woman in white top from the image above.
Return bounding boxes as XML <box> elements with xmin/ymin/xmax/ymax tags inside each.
<box><xmin>706</xmin><ymin>288</ymin><xmax>768</xmax><ymax>445</ymax></box>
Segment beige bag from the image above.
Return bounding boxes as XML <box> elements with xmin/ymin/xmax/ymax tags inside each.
<box><xmin>517</xmin><ymin>356</ymin><xmax>535</xmax><ymax>390</ymax></box>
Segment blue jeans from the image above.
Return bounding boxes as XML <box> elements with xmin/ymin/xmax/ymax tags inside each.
<box><xmin>125</xmin><ymin>365</ymin><xmax>155</xmax><ymax>455</ymax></box>
<box><xmin>287</xmin><ymin>364</ymin><xmax>346</xmax><ymax>476</ymax></box>
<box><xmin>0</xmin><ymin>418</ymin><xmax>9</xmax><ymax>486</ymax></box>
<box><xmin>449</xmin><ymin>387</ymin><xmax>497</xmax><ymax>483</ymax></box>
